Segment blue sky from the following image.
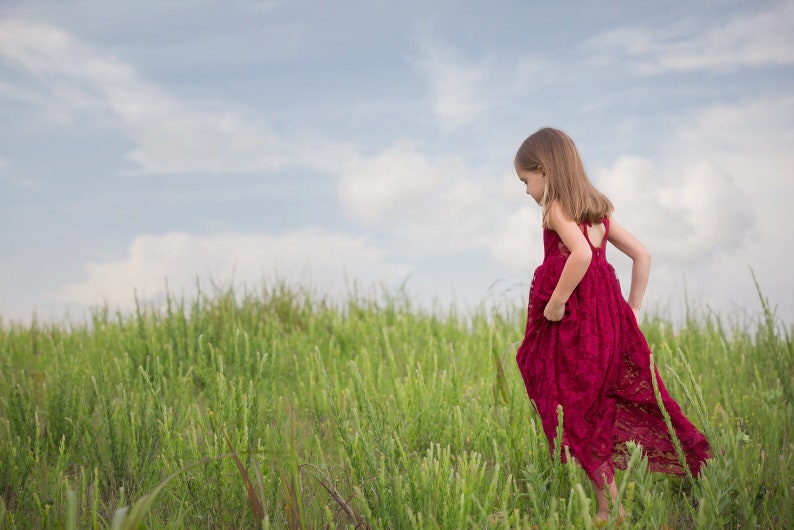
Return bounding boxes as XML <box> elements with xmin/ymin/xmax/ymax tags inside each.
<box><xmin>1</xmin><ymin>0</ymin><xmax>793</xmax><ymax>324</ymax></box>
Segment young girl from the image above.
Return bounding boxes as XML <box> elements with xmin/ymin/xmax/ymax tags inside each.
<box><xmin>514</xmin><ymin>127</ymin><xmax>711</xmax><ymax>522</ymax></box>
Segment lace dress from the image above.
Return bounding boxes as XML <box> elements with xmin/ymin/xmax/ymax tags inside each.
<box><xmin>515</xmin><ymin>217</ymin><xmax>712</xmax><ymax>486</ymax></box>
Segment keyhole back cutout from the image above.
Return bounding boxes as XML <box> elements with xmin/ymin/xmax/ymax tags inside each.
<box><xmin>585</xmin><ymin>222</ymin><xmax>606</xmax><ymax>249</ymax></box>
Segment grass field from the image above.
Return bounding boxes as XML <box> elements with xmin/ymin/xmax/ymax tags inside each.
<box><xmin>1</xmin><ymin>279</ymin><xmax>792</xmax><ymax>529</ymax></box>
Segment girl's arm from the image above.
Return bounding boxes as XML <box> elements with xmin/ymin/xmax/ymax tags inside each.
<box><xmin>544</xmin><ymin>201</ymin><xmax>592</xmax><ymax>321</ymax></box>
<box><xmin>606</xmin><ymin>216</ymin><xmax>651</xmax><ymax>315</ymax></box>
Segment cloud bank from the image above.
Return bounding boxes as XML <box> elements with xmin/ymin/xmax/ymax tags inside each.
<box><xmin>56</xmin><ymin>229</ymin><xmax>412</xmax><ymax>310</ymax></box>
<box><xmin>587</xmin><ymin>2</ymin><xmax>794</xmax><ymax>73</ymax></box>
<box><xmin>0</xmin><ymin>19</ymin><xmax>290</xmax><ymax>174</ymax></box>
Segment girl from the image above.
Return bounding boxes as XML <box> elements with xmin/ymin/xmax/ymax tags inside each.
<box><xmin>514</xmin><ymin>127</ymin><xmax>711</xmax><ymax>522</ymax></box>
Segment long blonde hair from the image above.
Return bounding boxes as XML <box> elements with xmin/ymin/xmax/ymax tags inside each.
<box><xmin>515</xmin><ymin>127</ymin><xmax>613</xmax><ymax>227</ymax></box>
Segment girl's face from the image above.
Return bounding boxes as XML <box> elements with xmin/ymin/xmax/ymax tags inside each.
<box><xmin>515</xmin><ymin>163</ymin><xmax>545</xmax><ymax>204</ymax></box>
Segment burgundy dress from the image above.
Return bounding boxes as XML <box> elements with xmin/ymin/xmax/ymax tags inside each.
<box><xmin>516</xmin><ymin>217</ymin><xmax>711</xmax><ymax>487</ymax></box>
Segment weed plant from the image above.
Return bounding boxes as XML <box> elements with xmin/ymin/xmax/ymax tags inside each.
<box><xmin>0</xmin><ymin>280</ymin><xmax>791</xmax><ymax>528</ymax></box>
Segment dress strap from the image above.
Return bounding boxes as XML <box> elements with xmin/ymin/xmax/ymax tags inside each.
<box><xmin>581</xmin><ymin>217</ymin><xmax>608</xmax><ymax>250</ymax></box>
<box><xmin>580</xmin><ymin>222</ymin><xmax>594</xmax><ymax>249</ymax></box>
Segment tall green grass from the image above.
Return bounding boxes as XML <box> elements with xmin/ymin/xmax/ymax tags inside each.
<box><xmin>0</xmin><ymin>280</ymin><xmax>791</xmax><ymax>528</ymax></box>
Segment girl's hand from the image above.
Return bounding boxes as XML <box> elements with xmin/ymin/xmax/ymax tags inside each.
<box><xmin>544</xmin><ymin>299</ymin><xmax>566</xmax><ymax>321</ymax></box>
<box><xmin>632</xmin><ymin>307</ymin><xmax>640</xmax><ymax>322</ymax></box>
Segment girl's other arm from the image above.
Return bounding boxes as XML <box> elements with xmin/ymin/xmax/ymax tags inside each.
<box><xmin>545</xmin><ymin>201</ymin><xmax>592</xmax><ymax>321</ymax></box>
<box><xmin>607</xmin><ymin>216</ymin><xmax>651</xmax><ymax>316</ymax></box>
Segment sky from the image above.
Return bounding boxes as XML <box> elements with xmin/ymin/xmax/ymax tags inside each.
<box><xmin>1</xmin><ymin>0</ymin><xmax>793</xmax><ymax>326</ymax></box>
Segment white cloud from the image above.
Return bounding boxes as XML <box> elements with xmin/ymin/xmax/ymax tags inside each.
<box><xmin>0</xmin><ymin>19</ymin><xmax>290</xmax><ymax>174</ymax></box>
<box><xmin>391</xmin><ymin>176</ymin><xmax>506</xmax><ymax>252</ymax></box>
<box><xmin>337</xmin><ymin>142</ymin><xmax>519</xmax><ymax>253</ymax></box>
<box><xmin>414</xmin><ymin>36</ymin><xmax>491</xmax><ymax>129</ymax></box>
<box><xmin>587</xmin><ymin>3</ymin><xmax>794</xmax><ymax>73</ymax></box>
<box><xmin>337</xmin><ymin>141</ymin><xmax>452</xmax><ymax>223</ymax></box>
<box><xmin>55</xmin><ymin>228</ymin><xmax>413</xmax><ymax>309</ymax></box>
<box><xmin>412</xmin><ymin>33</ymin><xmax>556</xmax><ymax>131</ymax></box>
<box><xmin>490</xmin><ymin>206</ymin><xmax>544</xmax><ymax>273</ymax></box>
<box><xmin>596</xmin><ymin>156</ymin><xmax>754</xmax><ymax>263</ymax></box>
<box><xmin>664</xmin><ymin>95</ymin><xmax>793</xmax><ymax>267</ymax></box>
<box><xmin>668</xmin><ymin>95</ymin><xmax>794</xmax><ymax>316</ymax></box>
<box><xmin>671</xmin><ymin>96</ymin><xmax>794</xmax><ymax>182</ymax></box>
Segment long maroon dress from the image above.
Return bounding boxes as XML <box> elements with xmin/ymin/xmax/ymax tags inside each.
<box><xmin>516</xmin><ymin>217</ymin><xmax>711</xmax><ymax>487</ymax></box>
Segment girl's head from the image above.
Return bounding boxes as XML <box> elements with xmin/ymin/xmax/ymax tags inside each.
<box><xmin>515</xmin><ymin>127</ymin><xmax>613</xmax><ymax>226</ymax></box>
